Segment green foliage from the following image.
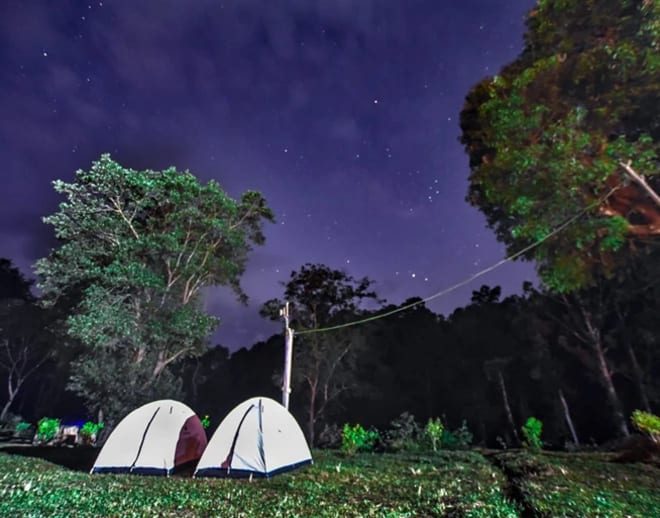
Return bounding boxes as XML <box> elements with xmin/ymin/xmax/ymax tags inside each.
<box><xmin>35</xmin><ymin>154</ymin><xmax>274</xmax><ymax>422</ymax></box>
<box><xmin>341</xmin><ymin>423</ymin><xmax>380</xmax><ymax>455</ymax></box>
<box><xmin>384</xmin><ymin>412</ymin><xmax>420</xmax><ymax>452</ymax></box>
<box><xmin>631</xmin><ymin>410</ymin><xmax>660</xmax><ymax>440</ymax></box>
<box><xmin>36</xmin><ymin>418</ymin><xmax>60</xmax><ymax>443</ymax></box>
<box><xmin>200</xmin><ymin>415</ymin><xmax>211</xmax><ymax>430</ymax></box>
<box><xmin>494</xmin><ymin>449</ymin><xmax>660</xmax><ymax>517</ymax></box>
<box><xmin>442</xmin><ymin>420</ymin><xmax>473</xmax><ymax>450</ymax></box>
<box><xmin>0</xmin><ymin>450</ymin><xmax>529</xmax><ymax>517</ymax></box>
<box><xmin>521</xmin><ymin>417</ymin><xmax>544</xmax><ymax>450</ymax></box>
<box><xmin>67</xmin><ymin>348</ymin><xmax>184</xmax><ymax>425</ymax></box>
<box><xmin>79</xmin><ymin>422</ymin><xmax>104</xmax><ymax>438</ymax></box>
<box><xmin>424</xmin><ymin>417</ymin><xmax>444</xmax><ymax>452</ymax></box>
<box><xmin>14</xmin><ymin>422</ymin><xmax>32</xmax><ymax>433</ymax></box>
<box><xmin>460</xmin><ymin>0</ymin><xmax>660</xmax><ymax>292</ymax></box>
<box><xmin>4</xmin><ymin>449</ymin><xmax>660</xmax><ymax>516</ymax></box>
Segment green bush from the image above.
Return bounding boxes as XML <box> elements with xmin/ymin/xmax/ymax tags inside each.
<box><xmin>341</xmin><ymin>423</ymin><xmax>380</xmax><ymax>455</ymax></box>
<box><xmin>201</xmin><ymin>415</ymin><xmax>211</xmax><ymax>430</ymax></box>
<box><xmin>14</xmin><ymin>422</ymin><xmax>32</xmax><ymax>433</ymax></box>
<box><xmin>384</xmin><ymin>412</ymin><xmax>420</xmax><ymax>452</ymax></box>
<box><xmin>424</xmin><ymin>417</ymin><xmax>444</xmax><ymax>452</ymax></box>
<box><xmin>442</xmin><ymin>420</ymin><xmax>473</xmax><ymax>449</ymax></box>
<box><xmin>631</xmin><ymin>410</ymin><xmax>660</xmax><ymax>442</ymax></box>
<box><xmin>522</xmin><ymin>417</ymin><xmax>543</xmax><ymax>450</ymax></box>
<box><xmin>36</xmin><ymin>417</ymin><xmax>60</xmax><ymax>442</ymax></box>
<box><xmin>80</xmin><ymin>421</ymin><xmax>104</xmax><ymax>437</ymax></box>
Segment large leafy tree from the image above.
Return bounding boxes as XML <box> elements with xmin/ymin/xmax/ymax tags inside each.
<box><xmin>36</xmin><ymin>154</ymin><xmax>274</xmax><ymax>422</ymax></box>
<box><xmin>261</xmin><ymin>263</ymin><xmax>383</xmax><ymax>445</ymax></box>
<box><xmin>460</xmin><ymin>0</ymin><xmax>660</xmax><ymax>291</ymax></box>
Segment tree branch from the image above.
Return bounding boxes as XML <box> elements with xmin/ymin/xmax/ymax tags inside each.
<box><xmin>110</xmin><ymin>197</ymin><xmax>140</xmax><ymax>239</ymax></box>
<box><xmin>619</xmin><ymin>161</ymin><xmax>660</xmax><ymax>209</ymax></box>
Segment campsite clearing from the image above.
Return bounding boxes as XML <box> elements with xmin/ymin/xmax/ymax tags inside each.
<box><xmin>0</xmin><ymin>448</ymin><xmax>658</xmax><ymax>517</ymax></box>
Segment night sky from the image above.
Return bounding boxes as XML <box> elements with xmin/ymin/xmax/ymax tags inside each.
<box><xmin>1</xmin><ymin>0</ymin><xmax>539</xmax><ymax>351</ymax></box>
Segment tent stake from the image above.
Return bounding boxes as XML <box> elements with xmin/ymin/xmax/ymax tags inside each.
<box><xmin>280</xmin><ymin>302</ymin><xmax>294</xmax><ymax>410</ymax></box>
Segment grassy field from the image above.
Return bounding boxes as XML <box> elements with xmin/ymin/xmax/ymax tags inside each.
<box><xmin>0</xmin><ymin>447</ymin><xmax>658</xmax><ymax>517</ymax></box>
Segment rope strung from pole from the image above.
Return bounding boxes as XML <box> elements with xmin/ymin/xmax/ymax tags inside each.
<box><xmin>293</xmin><ymin>187</ymin><xmax>620</xmax><ymax>336</ymax></box>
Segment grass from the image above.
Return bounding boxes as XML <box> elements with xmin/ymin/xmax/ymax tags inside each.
<box><xmin>491</xmin><ymin>449</ymin><xmax>660</xmax><ymax>518</ymax></box>
<box><xmin>0</xmin><ymin>447</ymin><xmax>658</xmax><ymax>517</ymax></box>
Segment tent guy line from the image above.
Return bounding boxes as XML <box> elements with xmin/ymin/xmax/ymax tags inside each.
<box><xmin>293</xmin><ymin>186</ymin><xmax>622</xmax><ymax>336</ymax></box>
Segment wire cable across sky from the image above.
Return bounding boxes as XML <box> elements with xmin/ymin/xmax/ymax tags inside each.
<box><xmin>294</xmin><ymin>187</ymin><xmax>620</xmax><ymax>336</ymax></box>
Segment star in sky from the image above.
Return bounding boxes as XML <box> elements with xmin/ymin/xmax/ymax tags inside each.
<box><xmin>0</xmin><ymin>0</ymin><xmax>539</xmax><ymax>350</ymax></box>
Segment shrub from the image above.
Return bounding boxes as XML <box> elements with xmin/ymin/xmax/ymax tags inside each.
<box><xmin>522</xmin><ymin>417</ymin><xmax>543</xmax><ymax>450</ymax></box>
<box><xmin>80</xmin><ymin>421</ymin><xmax>104</xmax><ymax>438</ymax></box>
<box><xmin>36</xmin><ymin>417</ymin><xmax>61</xmax><ymax>443</ymax></box>
<box><xmin>201</xmin><ymin>415</ymin><xmax>211</xmax><ymax>430</ymax></box>
<box><xmin>631</xmin><ymin>410</ymin><xmax>660</xmax><ymax>443</ymax></box>
<box><xmin>442</xmin><ymin>420</ymin><xmax>473</xmax><ymax>449</ymax></box>
<box><xmin>341</xmin><ymin>423</ymin><xmax>380</xmax><ymax>455</ymax></box>
<box><xmin>385</xmin><ymin>412</ymin><xmax>420</xmax><ymax>452</ymax></box>
<box><xmin>424</xmin><ymin>417</ymin><xmax>444</xmax><ymax>452</ymax></box>
<box><xmin>15</xmin><ymin>422</ymin><xmax>32</xmax><ymax>433</ymax></box>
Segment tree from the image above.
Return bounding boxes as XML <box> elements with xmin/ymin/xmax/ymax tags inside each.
<box><xmin>530</xmin><ymin>283</ymin><xmax>631</xmax><ymax>437</ymax></box>
<box><xmin>460</xmin><ymin>0</ymin><xmax>660</xmax><ymax>292</ymax></box>
<box><xmin>260</xmin><ymin>263</ymin><xmax>383</xmax><ymax>445</ymax></box>
<box><xmin>35</xmin><ymin>154</ymin><xmax>274</xmax><ymax>423</ymax></box>
<box><xmin>0</xmin><ymin>260</ymin><xmax>54</xmax><ymax>422</ymax></box>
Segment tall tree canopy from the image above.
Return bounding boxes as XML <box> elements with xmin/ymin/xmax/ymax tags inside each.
<box><xmin>460</xmin><ymin>0</ymin><xmax>660</xmax><ymax>291</ymax></box>
<box><xmin>36</xmin><ymin>154</ymin><xmax>274</xmax><ymax>421</ymax></box>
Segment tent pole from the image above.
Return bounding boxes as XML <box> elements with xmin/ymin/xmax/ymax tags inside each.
<box><xmin>280</xmin><ymin>302</ymin><xmax>294</xmax><ymax>410</ymax></box>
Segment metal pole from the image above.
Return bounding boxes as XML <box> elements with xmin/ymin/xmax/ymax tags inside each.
<box><xmin>280</xmin><ymin>302</ymin><xmax>294</xmax><ymax>410</ymax></box>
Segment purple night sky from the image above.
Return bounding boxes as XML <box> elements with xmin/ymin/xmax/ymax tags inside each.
<box><xmin>0</xmin><ymin>0</ymin><xmax>538</xmax><ymax>351</ymax></box>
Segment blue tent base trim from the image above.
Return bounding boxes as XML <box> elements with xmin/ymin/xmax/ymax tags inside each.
<box><xmin>195</xmin><ymin>458</ymin><xmax>313</xmax><ymax>478</ymax></box>
<box><xmin>91</xmin><ymin>459</ymin><xmax>200</xmax><ymax>476</ymax></box>
<box><xmin>91</xmin><ymin>466</ymin><xmax>171</xmax><ymax>476</ymax></box>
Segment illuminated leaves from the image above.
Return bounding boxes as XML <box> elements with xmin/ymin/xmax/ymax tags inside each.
<box><xmin>460</xmin><ymin>0</ymin><xmax>660</xmax><ymax>292</ymax></box>
<box><xmin>36</xmin><ymin>154</ymin><xmax>274</xmax><ymax>419</ymax></box>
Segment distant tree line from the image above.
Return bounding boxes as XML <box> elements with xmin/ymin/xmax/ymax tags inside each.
<box><xmin>3</xmin><ymin>257</ymin><xmax>659</xmax><ymax>448</ymax></box>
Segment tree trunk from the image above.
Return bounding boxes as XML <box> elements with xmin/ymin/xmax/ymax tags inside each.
<box><xmin>615</xmin><ymin>305</ymin><xmax>652</xmax><ymax>413</ymax></box>
<box><xmin>308</xmin><ymin>388</ymin><xmax>316</xmax><ymax>447</ymax></box>
<box><xmin>577</xmin><ymin>304</ymin><xmax>630</xmax><ymax>437</ymax></box>
<box><xmin>558</xmin><ymin>389</ymin><xmax>580</xmax><ymax>446</ymax></box>
<box><xmin>0</xmin><ymin>398</ymin><xmax>13</xmax><ymax>423</ymax></box>
<box><xmin>623</xmin><ymin>335</ymin><xmax>652</xmax><ymax>413</ymax></box>
<box><xmin>497</xmin><ymin>368</ymin><xmax>519</xmax><ymax>445</ymax></box>
<box><xmin>592</xmin><ymin>330</ymin><xmax>629</xmax><ymax>437</ymax></box>
<box><xmin>0</xmin><ymin>375</ymin><xmax>22</xmax><ymax>422</ymax></box>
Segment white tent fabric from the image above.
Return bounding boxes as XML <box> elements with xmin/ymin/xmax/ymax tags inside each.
<box><xmin>91</xmin><ymin>399</ymin><xmax>207</xmax><ymax>476</ymax></box>
<box><xmin>194</xmin><ymin>396</ymin><xmax>312</xmax><ymax>478</ymax></box>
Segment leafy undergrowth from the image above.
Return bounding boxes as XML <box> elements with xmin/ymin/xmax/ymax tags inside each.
<box><xmin>492</xmin><ymin>450</ymin><xmax>660</xmax><ymax>518</ymax></box>
<box><xmin>2</xmin><ymin>448</ymin><xmax>658</xmax><ymax>517</ymax></box>
<box><xmin>0</xmin><ymin>449</ymin><xmax>518</xmax><ymax>517</ymax></box>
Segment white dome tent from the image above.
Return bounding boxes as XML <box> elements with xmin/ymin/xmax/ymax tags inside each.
<box><xmin>91</xmin><ymin>399</ymin><xmax>207</xmax><ymax>476</ymax></box>
<box><xmin>194</xmin><ymin>396</ymin><xmax>312</xmax><ymax>478</ymax></box>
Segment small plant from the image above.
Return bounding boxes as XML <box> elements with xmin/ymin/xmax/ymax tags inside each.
<box><xmin>442</xmin><ymin>420</ymin><xmax>473</xmax><ymax>449</ymax></box>
<box><xmin>36</xmin><ymin>417</ymin><xmax>61</xmax><ymax>443</ymax></box>
<box><xmin>385</xmin><ymin>412</ymin><xmax>420</xmax><ymax>452</ymax></box>
<box><xmin>15</xmin><ymin>422</ymin><xmax>32</xmax><ymax>433</ymax></box>
<box><xmin>201</xmin><ymin>415</ymin><xmax>211</xmax><ymax>429</ymax></box>
<box><xmin>79</xmin><ymin>421</ymin><xmax>105</xmax><ymax>443</ymax></box>
<box><xmin>631</xmin><ymin>410</ymin><xmax>660</xmax><ymax>443</ymax></box>
<box><xmin>341</xmin><ymin>423</ymin><xmax>380</xmax><ymax>455</ymax></box>
<box><xmin>424</xmin><ymin>417</ymin><xmax>444</xmax><ymax>452</ymax></box>
<box><xmin>522</xmin><ymin>417</ymin><xmax>544</xmax><ymax>450</ymax></box>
